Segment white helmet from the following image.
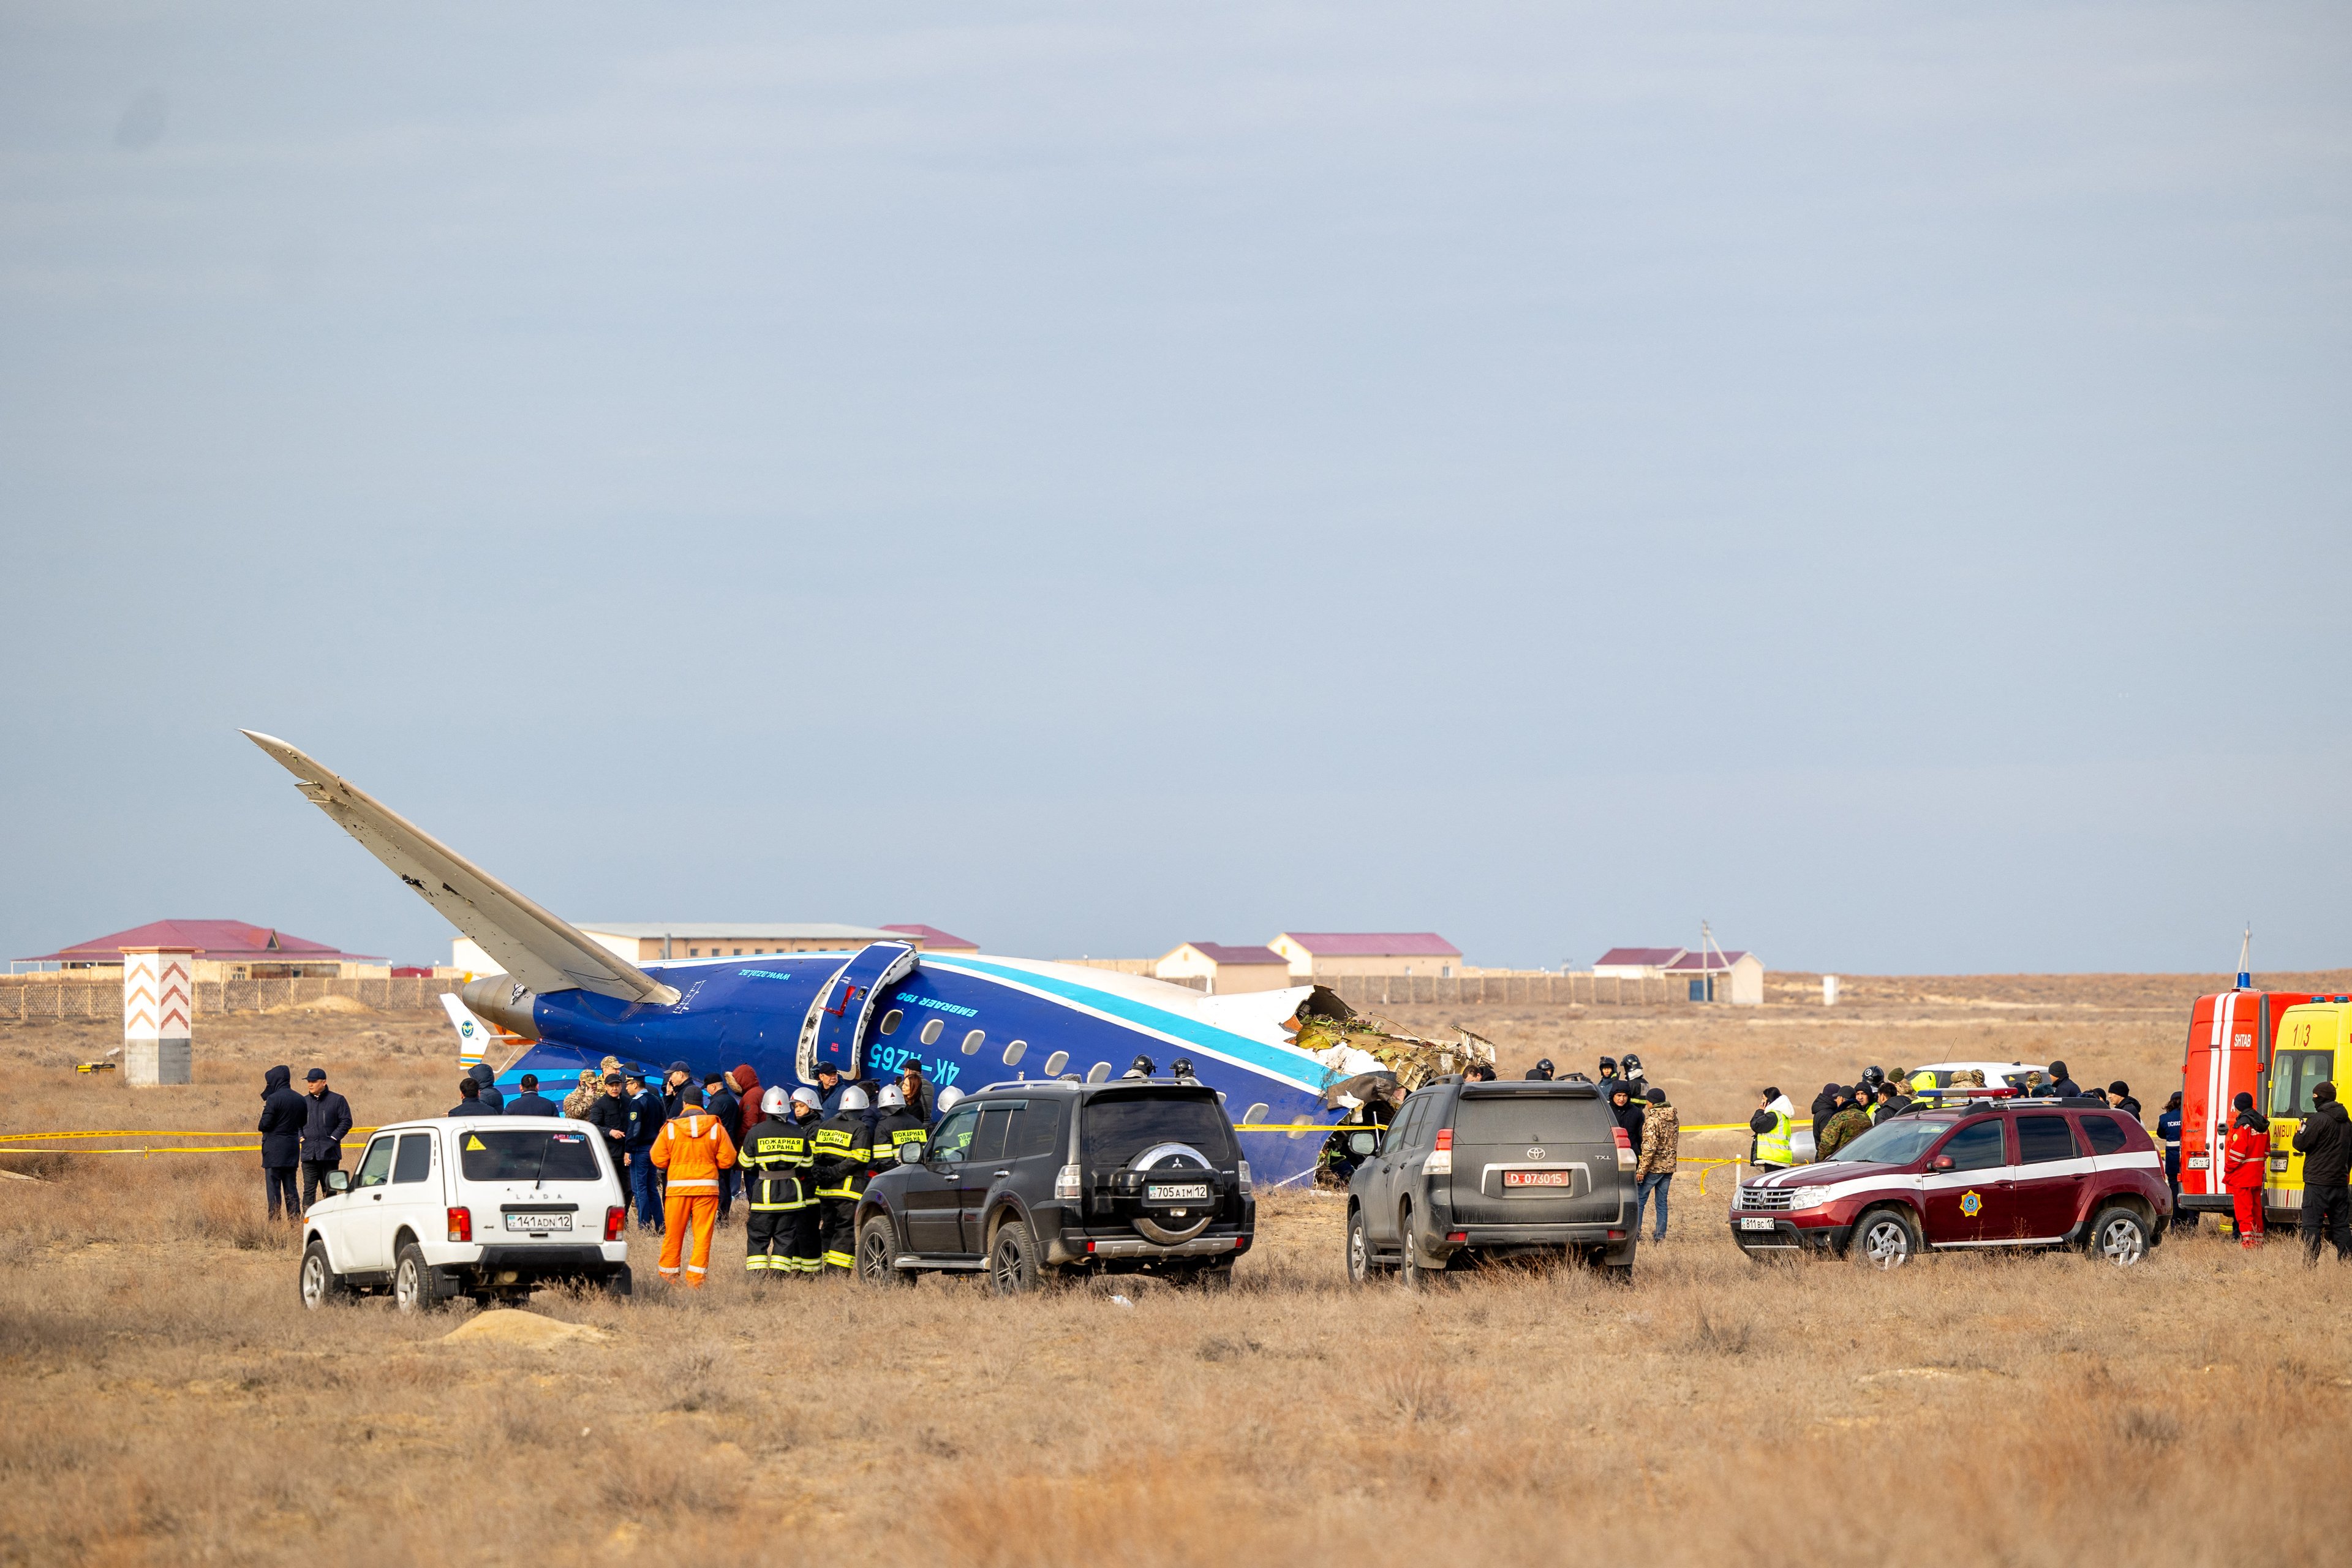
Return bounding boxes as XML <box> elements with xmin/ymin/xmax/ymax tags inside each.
<box><xmin>838</xmin><ymin>1085</ymin><xmax>870</xmax><ymax>1112</ymax></box>
<box><xmin>935</xmin><ymin>1087</ymin><xmax>965</xmax><ymax>1115</ymax></box>
<box><xmin>790</xmin><ymin>1087</ymin><xmax>821</xmax><ymax>1112</ymax></box>
<box><xmin>877</xmin><ymin>1085</ymin><xmax>905</xmax><ymax>1110</ymax></box>
<box><xmin>761</xmin><ymin>1086</ymin><xmax>788</xmax><ymax>1115</ymax></box>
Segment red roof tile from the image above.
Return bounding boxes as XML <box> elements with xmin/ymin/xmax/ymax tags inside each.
<box><xmin>1665</xmin><ymin>949</ymin><xmax>1751</xmax><ymax>971</ymax></box>
<box><xmin>1277</xmin><ymin>932</ymin><xmax>1460</xmax><ymax>957</ymax></box>
<box><xmin>1595</xmin><ymin>947</ymin><xmax>1686</xmax><ymax>968</ymax></box>
<box><xmin>17</xmin><ymin>919</ymin><xmax>384</xmax><ymax>964</ymax></box>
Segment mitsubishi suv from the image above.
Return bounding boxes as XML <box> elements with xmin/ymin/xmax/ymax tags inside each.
<box><xmin>1730</xmin><ymin>1096</ymin><xmax>2169</xmax><ymax>1268</ymax></box>
<box><xmin>853</xmin><ymin>1079</ymin><xmax>1255</xmax><ymax>1292</ymax></box>
<box><xmin>298</xmin><ymin>1117</ymin><xmax>632</xmax><ymax>1311</ymax></box>
<box><xmin>1344</xmin><ymin>1076</ymin><xmax>1639</xmax><ymax>1284</ymax></box>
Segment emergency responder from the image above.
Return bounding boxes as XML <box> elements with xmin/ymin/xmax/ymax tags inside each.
<box><xmin>935</xmin><ymin>1086</ymin><xmax>966</xmax><ymax>1117</ymax></box>
<box><xmin>1597</xmin><ymin>1057</ymin><xmax>1620</xmax><ymax>1086</ymax></box>
<box><xmin>2291</xmin><ymin>1080</ymin><xmax>2351</xmax><ymax>1264</ymax></box>
<box><xmin>782</xmin><ymin>1088</ymin><xmax>826</xmax><ymax>1274</ymax></box>
<box><xmin>812</xmin><ymin>1085</ymin><xmax>873</xmax><ymax>1276</ymax></box>
<box><xmin>1526</xmin><ymin>1058</ymin><xmax>1556</xmax><ymax>1082</ymax></box>
<box><xmin>649</xmin><ymin>1084</ymin><xmax>737</xmax><ymax>1287</ymax></box>
<box><xmin>1619</xmin><ymin>1054</ymin><xmax>1648</xmax><ymax>1098</ymax></box>
<box><xmin>1817</xmin><ymin>1087</ymin><xmax>1872</xmax><ymax>1160</ymax></box>
<box><xmin>2157</xmin><ymin>1090</ymin><xmax>2188</xmax><ymax>1228</ymax></box>
<box><xmin>741</xmin><ymin>1087</ymin><xmax>816</xmax><ymax>1281</ymax></box>
<box><xmin>873</xmin><ymin>1085</ymin><xmax>929</xmax><ymax>1167</ymax></box>
<box><xmin>1171</xmin><ymin>1058</ymin><xmax>1200</xmax><ymax>1085</ymax></box>
<box><xmin>1123</xmin><ymin>1055</ymin><xmax>1156</xmax><ymax>1080</ymax></box>
<box><xmin>2222</xmin><ymin>1091</ymin><xmax>2270</xmax><ymax>1248</ymax></box>
<box><xmin>1749</xmin><ymin>1088</ymin><xmax>1796</xmax><ymax>1171</ymax></box>
<box><xmin>1908</xmin><ymin>1066</ymin><xmax>1940</xmax><ymax>1106</ymax></box>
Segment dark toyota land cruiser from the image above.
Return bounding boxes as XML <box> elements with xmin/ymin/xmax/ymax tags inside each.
<box><xmin>853</xmin><ymin>1079</ymin><xmax>1255</xmax><ymax>1293</ymax></box>
<box><xmin>1344</xmin><ymin>1076</ymin><xmax>1638</xmax><ymax>1284</ymax></box>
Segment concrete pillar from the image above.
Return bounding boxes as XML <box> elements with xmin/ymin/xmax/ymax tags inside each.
<box><xmin>123</xmin><ymin>946</ymin><xmax>194</xmax><ymax>1087</ymax></box>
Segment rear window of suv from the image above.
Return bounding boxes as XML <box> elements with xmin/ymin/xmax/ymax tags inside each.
<box><xmin>457</xmin><ymin>1127</ymin><xmax>600</xmax><ymax>1182</ymax></box>
<box><xmin>1452</xmin><ymin>1091</ymin><xmax>1610</xmax><ymax>1145</ymax></box>
<box><xmin>1081</xmin><ymin>1092</ymin><xmax>1235</xmax><ymax>1168</ymax></box>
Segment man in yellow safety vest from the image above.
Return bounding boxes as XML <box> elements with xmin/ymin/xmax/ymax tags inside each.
<box><xmin>1749</xmin><ymin>1087</ymin><xmax>1797</xmax><ymax>1170</ymax></box>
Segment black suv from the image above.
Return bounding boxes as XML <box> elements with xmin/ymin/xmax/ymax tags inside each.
<box><xmin>853</xmin><ymin>1079</ymin><xmax>1256</xmax><ymax>1293</ymax></box>
<box><xmin>1344</xmin><ymin>1076</ymin><xmax>1638</xmax><ymax>1284</ymax></box>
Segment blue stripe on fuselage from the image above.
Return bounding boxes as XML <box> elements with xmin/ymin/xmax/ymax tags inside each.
<box><xmin>916</xmin><ymin>956</ymin><xmax>1325</xmax><ymax>1090</ymax></box>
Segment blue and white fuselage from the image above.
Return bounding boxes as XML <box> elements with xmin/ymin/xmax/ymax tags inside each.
<box><xmin>497</xmin><ymin>949</ymin><xmax>1349</xmax><ymax>1187</ymax></box>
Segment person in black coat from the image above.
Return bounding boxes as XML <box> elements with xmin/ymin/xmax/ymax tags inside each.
<box><xmin>1608</xmin><ymin>1082</ymin><xmax>1646</xmax><ymax>1153</ymax></box>
<box><xmin>2045</xmin><ymin>1060</ymin><xmax>2081</xmax><ymax>1099</ymax></box>
<box><xmin>299</xmin><ymin>1068</ymin><xmax>353</xmax><ymax>1209</ymax></box>
<box><xmin>1811</xmin><ymin>1082</ymin><xmax>1841</xmax><ymax>1141</ymax></box>
<box><xmin>2108</xmin><ymin>1081</ymin><xmax>2143</xmax><ymax>1119</ymax></box>
<box><xmin>703</xmin><ymin>1072</ymin><xmax>744</xmax><ymax>1221</ymax></box>
<box><xmin>503</xmin><ymin>1072</ymin><xmax>560</xmax><ymax>1117</ymax></box>
<box><xmin>257</xmin><ymin>1065</ymin><xmax>307</xmax><ymax>1219</ymax></box>
<box><xmin>466</xmin><ymin>1062</ymin><xmax>505</xmax><ymax>1113</ymax></box>
<box><xmin>448</xmin><ymin>1077</ymin><xmax>500</xmax><ymax>1117</ymax></box>
<box><xmin>2292</xmin><ymin>1081</ymin><xmax>2352</xmax><ymax>1262</ymax></box>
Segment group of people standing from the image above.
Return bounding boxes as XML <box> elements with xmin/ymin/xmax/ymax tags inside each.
<box><xmin>254</xmin><ymin>1065</ymin><xmax>353</xmax><ymax>1219</ymax></box>
<box><xmin>2215</xmin><ymin>1079</ymin><xmax>2352</xmax><ymax>1259</ymax></box>
<box><xmin>1518</xmin><ymin>1054</ymin><xmax>1681</xmax><ymax>1242</ymax></box>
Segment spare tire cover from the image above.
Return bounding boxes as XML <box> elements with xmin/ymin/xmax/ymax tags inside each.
<box><xmin>1130</xmin><ymin>1143</ymin><xmax>1215</xmax><ymax>1243</ymax></box>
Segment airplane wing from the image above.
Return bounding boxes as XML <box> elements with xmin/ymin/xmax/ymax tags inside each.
<box><xmin>242</xmin><ymin>730</ymin><xmax>679</xmax><ymax>1006</ymax></box>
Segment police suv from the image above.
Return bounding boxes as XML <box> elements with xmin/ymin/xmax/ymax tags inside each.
<box><xmin>298</xmin><ymin>1117</ymin><xmax>632</xmax><ymax>1311</ymax></box>
<box><xmin>1731</xmin><ymin>1094</ymin><xmax>2168</xmax><ymax>1268</ymax></box>
<box><xmin>853</xmin><ymin>1078</ymin><xmax>1255</xmax><ymax>1292</ymax></box>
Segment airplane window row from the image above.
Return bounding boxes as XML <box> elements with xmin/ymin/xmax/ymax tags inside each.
<box><xmin>1044</xmin><ymin>1050</ymin><xmax>1068</xmax><ymax>1076</ymax></box>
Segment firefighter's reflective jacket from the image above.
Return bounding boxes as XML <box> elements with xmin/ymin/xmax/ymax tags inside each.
<box><xmin>873</xmin><ymin>1109</ymin><xmax>929</xmax><ymax>1170</ymax></box>
<box><xmin>740</xmin><ymin>1116</ymin><xmax>816</xmax><ymax>1212</ymax></box>
<box><xmin>812</xmin><ymin>1111</ymin><xmax>872</xmax><ymax>1200</ymax></box>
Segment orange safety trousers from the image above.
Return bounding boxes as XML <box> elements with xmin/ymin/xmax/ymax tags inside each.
<box><xmin>660</xmin><ymin>1193</ymin><xmax>720</xmax><ymax>1284</ymax></box>
<box><xmin>2231</xmin><ymin>1188</ymin><xmax>2265</xmax><ymax>1247</ymax></box>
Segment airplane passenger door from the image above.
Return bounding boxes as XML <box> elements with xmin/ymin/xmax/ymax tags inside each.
<box><xmin>797</xmin><ymin>942</ymin><xmax>919</xmax><ymax>1085</ymax></box>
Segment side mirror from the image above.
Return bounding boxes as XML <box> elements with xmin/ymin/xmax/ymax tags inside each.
<box><xmin>324</xmin><ymin>1169</ymin><xmax>352</xmax><ymax>1193</ymax></box>
<box><xmin>1347</xmin><ymin>1132</ymin><xmax>1379</xmax><ymax>1156</ymax></box>
<box><xmin>1931</xmin><ymin>1156</ymin><xmax>1954</xmax><ymax>1172</ymax></box>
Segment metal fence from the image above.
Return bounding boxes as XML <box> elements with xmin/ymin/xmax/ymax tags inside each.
<box><xmin>0</xmin><ymin>975</ymin><xmax>466</xmax><ymax>1022</ymax></box>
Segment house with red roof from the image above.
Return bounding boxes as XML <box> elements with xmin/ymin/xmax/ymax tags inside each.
<box><xmin>1154</xmin><ymin>942</ymin><xmax>1293</xmax><ymax>994</ymax></box>
<box><xmin>1267</xmin><ymin>932</ymin><xmax>1463</xmax><ymax>979</ymax></box>
<box><xmin>16</xmin><ymin>920</ymin><xmax>388</xmax><ymax>981</ymax></box>
<box><xmin>1594</xmin><ymin>943</ymin><xmax>1766</xmax><ymax>1004</ymax></box>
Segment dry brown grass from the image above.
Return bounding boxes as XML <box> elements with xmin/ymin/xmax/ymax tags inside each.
<box><xmin>2</xmin><ymin>984</ymin><xmax>2350</xmax><ymax>1567</ymax></box>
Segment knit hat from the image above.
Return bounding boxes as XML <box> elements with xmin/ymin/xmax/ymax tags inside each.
<box><xmin>1645</xmin><ymin>1087</ymin><xmax>1666</xmax><ymax>1105</ymax></box>
<box><xmin>2233</xmin><ymin>1091</ymin><xmax>2254</xmax><ymax>1112</ymax></box>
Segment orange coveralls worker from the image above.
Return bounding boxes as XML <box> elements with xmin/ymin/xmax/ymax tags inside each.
<box><xmin>2223</xmin><ymin>1095</ymin><xmax>2270</xmax><ymax>1248</ymax></box>
<box><xmin>650</xmin><ymin>1106</ymin><xmax>738</xmax><ymax>1286</ymax></box>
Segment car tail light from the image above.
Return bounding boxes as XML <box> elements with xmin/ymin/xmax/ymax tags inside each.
<box><xmin>1607</xmin><ymin>1229</ymin><xmax>1626</xmax><ymax>1241</ymax></box>
<box><xmin>1055</xmin><ymin>1164</ymin><xmax>1081</xmax><ymax>1200</ymax></box>
<box><xmin>1434</xmin><ymin>1128</ymin><xmax>1452</xmax><ymax>1152</ymax></box>
<box><xmin>1237</xmin><ymin>1159</ymin><xmax>1251</xmax><ymax>1194</ymax></box>
<box><xmin>1232</xmin><ymin>1234</ymin><xmax>1251</xmax><ymax>1254</ymax></box>
<box><xmin>447</xmin><ymin>1207</ymin><xmax>472</xmax><ymax>1243</ymax></box>
<box><xmin>1613</xmin><ymin>1126</ymin><xmax>1636</xmax><ymax>1169</ymax></box>
<box><xmin>604</xmin><ymin>1206</ymin><xmax>625</xmax><ymax>1242</ymax></box>
<box><xmin>1447</xmin><ymin>1230</ymin><xmax>1468</xmax><ymax>1244</ymax></box>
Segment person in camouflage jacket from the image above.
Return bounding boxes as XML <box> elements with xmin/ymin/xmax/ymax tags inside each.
<box><xmin>1815</xmin><ymin>1087</ymin><xmax>1874</xmax><ymax>1159</ymax></box>
<box><xmin>1634</xmin><ymin>1087</ymin><xmax>1678</xmax><ymax>1240</ymax></box>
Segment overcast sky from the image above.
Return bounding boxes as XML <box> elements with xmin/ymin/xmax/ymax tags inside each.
<box><xmin>2</xmin><ymin>2</ymin><xmax>2348</xmax><ymax>976</ymax></box>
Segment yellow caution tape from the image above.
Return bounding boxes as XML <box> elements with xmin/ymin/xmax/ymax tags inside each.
<box><xmin>0</xmin><ymin>1126</ymin><xmax>384</xmax><ymax>1143</ymax></box>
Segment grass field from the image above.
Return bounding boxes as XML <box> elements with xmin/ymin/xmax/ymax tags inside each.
<box><xmin>4</xmin><ymin>976</ymin><xmax>2350</xmax><ymax>1567</ymax></box>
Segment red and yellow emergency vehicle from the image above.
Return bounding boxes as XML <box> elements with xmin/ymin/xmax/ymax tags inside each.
<box><xmin>2179</xmin><ymin>984</ymin><xmax>2348</xmax><ymax>1227</ymax></box>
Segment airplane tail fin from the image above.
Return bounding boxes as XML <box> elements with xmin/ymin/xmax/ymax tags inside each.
<box><xmin>440</xmin><ymin>990</ymin><xmax>526</xmax><ymax>1068</ymax></box>
<box><xmin>243</xmin><ymin>731</ymin><xmax>679</xmax><ymax>1007</ymax></box>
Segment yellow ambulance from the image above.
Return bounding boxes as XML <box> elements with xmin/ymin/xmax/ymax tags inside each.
<box><xmin>2264</xmin><ymin>999</ymin><xmax>2347</xmax><ymax>1215</ymax></box>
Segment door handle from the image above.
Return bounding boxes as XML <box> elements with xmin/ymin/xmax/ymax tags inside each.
<box><xmin>993</xmin><ymin>1170</ymin><xmax>1010</xmax><ymax>1178</ymax></box>
<box><xmin>371</xmin><ymin>1194</ymin><xmax>382</xmax><ymax>1201</ymax></box>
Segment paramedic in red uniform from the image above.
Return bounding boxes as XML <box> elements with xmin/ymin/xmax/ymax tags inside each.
<box><xmin>2223</xmin><ymin>1091</ymin><xmax>2271</xmax><ymax>1248</ymax></box>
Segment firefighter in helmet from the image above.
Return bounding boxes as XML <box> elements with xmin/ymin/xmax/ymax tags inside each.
<box><xmin>873</xmin><ymin>1084</ymin><xmax>929</xmax><ymax>1167</ymax></box>
<box><xmin>812</xmin><ymin>1084</ymin><xmax>873</xmax><ymax>1276</ymax></box>
<box><xmin>741</xmin><ymin>1087</ymin><xmax>816</xmax><ymax>1281</ymax></box>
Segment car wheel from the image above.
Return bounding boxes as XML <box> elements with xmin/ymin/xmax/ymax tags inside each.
<box><xmin>298</xmin><ymin>1240</ymin><xmax>347</xmax><ymax>1309</ymax></box>
<box><xmin>600</xmin><ymin>1265</ymin><xmax>633</xmax><ymax>1298</ymax></box>
<box><xmin>989</xmin><ymin>1219</ymin><xmax>1041</xmax><ymax>1297</ymax></box>
<box><xmin>1345</xmin><ymin>1206</ymin><xmax>1373</xmax><ymax>1286</ymax></box>
<box><xmin>858</xmin><ymin>1216</ymin><xmax>914</xmax><ymax>1287</ymax></box>
<box><xmin>1397</xmin><ymin>1201</ymin><xmax>1430</xmax><ymax>1289</ymax></box>
<box><xmin>2090</xmin><ymin>1206</ymin><xmax>2149</xmax><ymax>1267</ymax></box>
<box><xmin>392</xmin><ymin>1242</ymin><xmax>448</xmax><ymax>1313</ymax></box>
<box><xmin>1851</xmin><ymin>1208</ymin><xmax>1920</xmax><ymax>1270</ymax></box>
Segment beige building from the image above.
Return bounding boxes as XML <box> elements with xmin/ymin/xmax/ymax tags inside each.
<box><xmin>1153</xmin><ymin>942</ymin><xmax>1294</xmax><ymax>995</ymax></box>
<box><xmin>1267</xmin><ymin>932</ymin><xmax>1463</xmax><ymax>979</ymax></box>
<box><xmin>451</xmin><ymin>922</ymin><xmax>931</xmax><ymax>974</ymax></box>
